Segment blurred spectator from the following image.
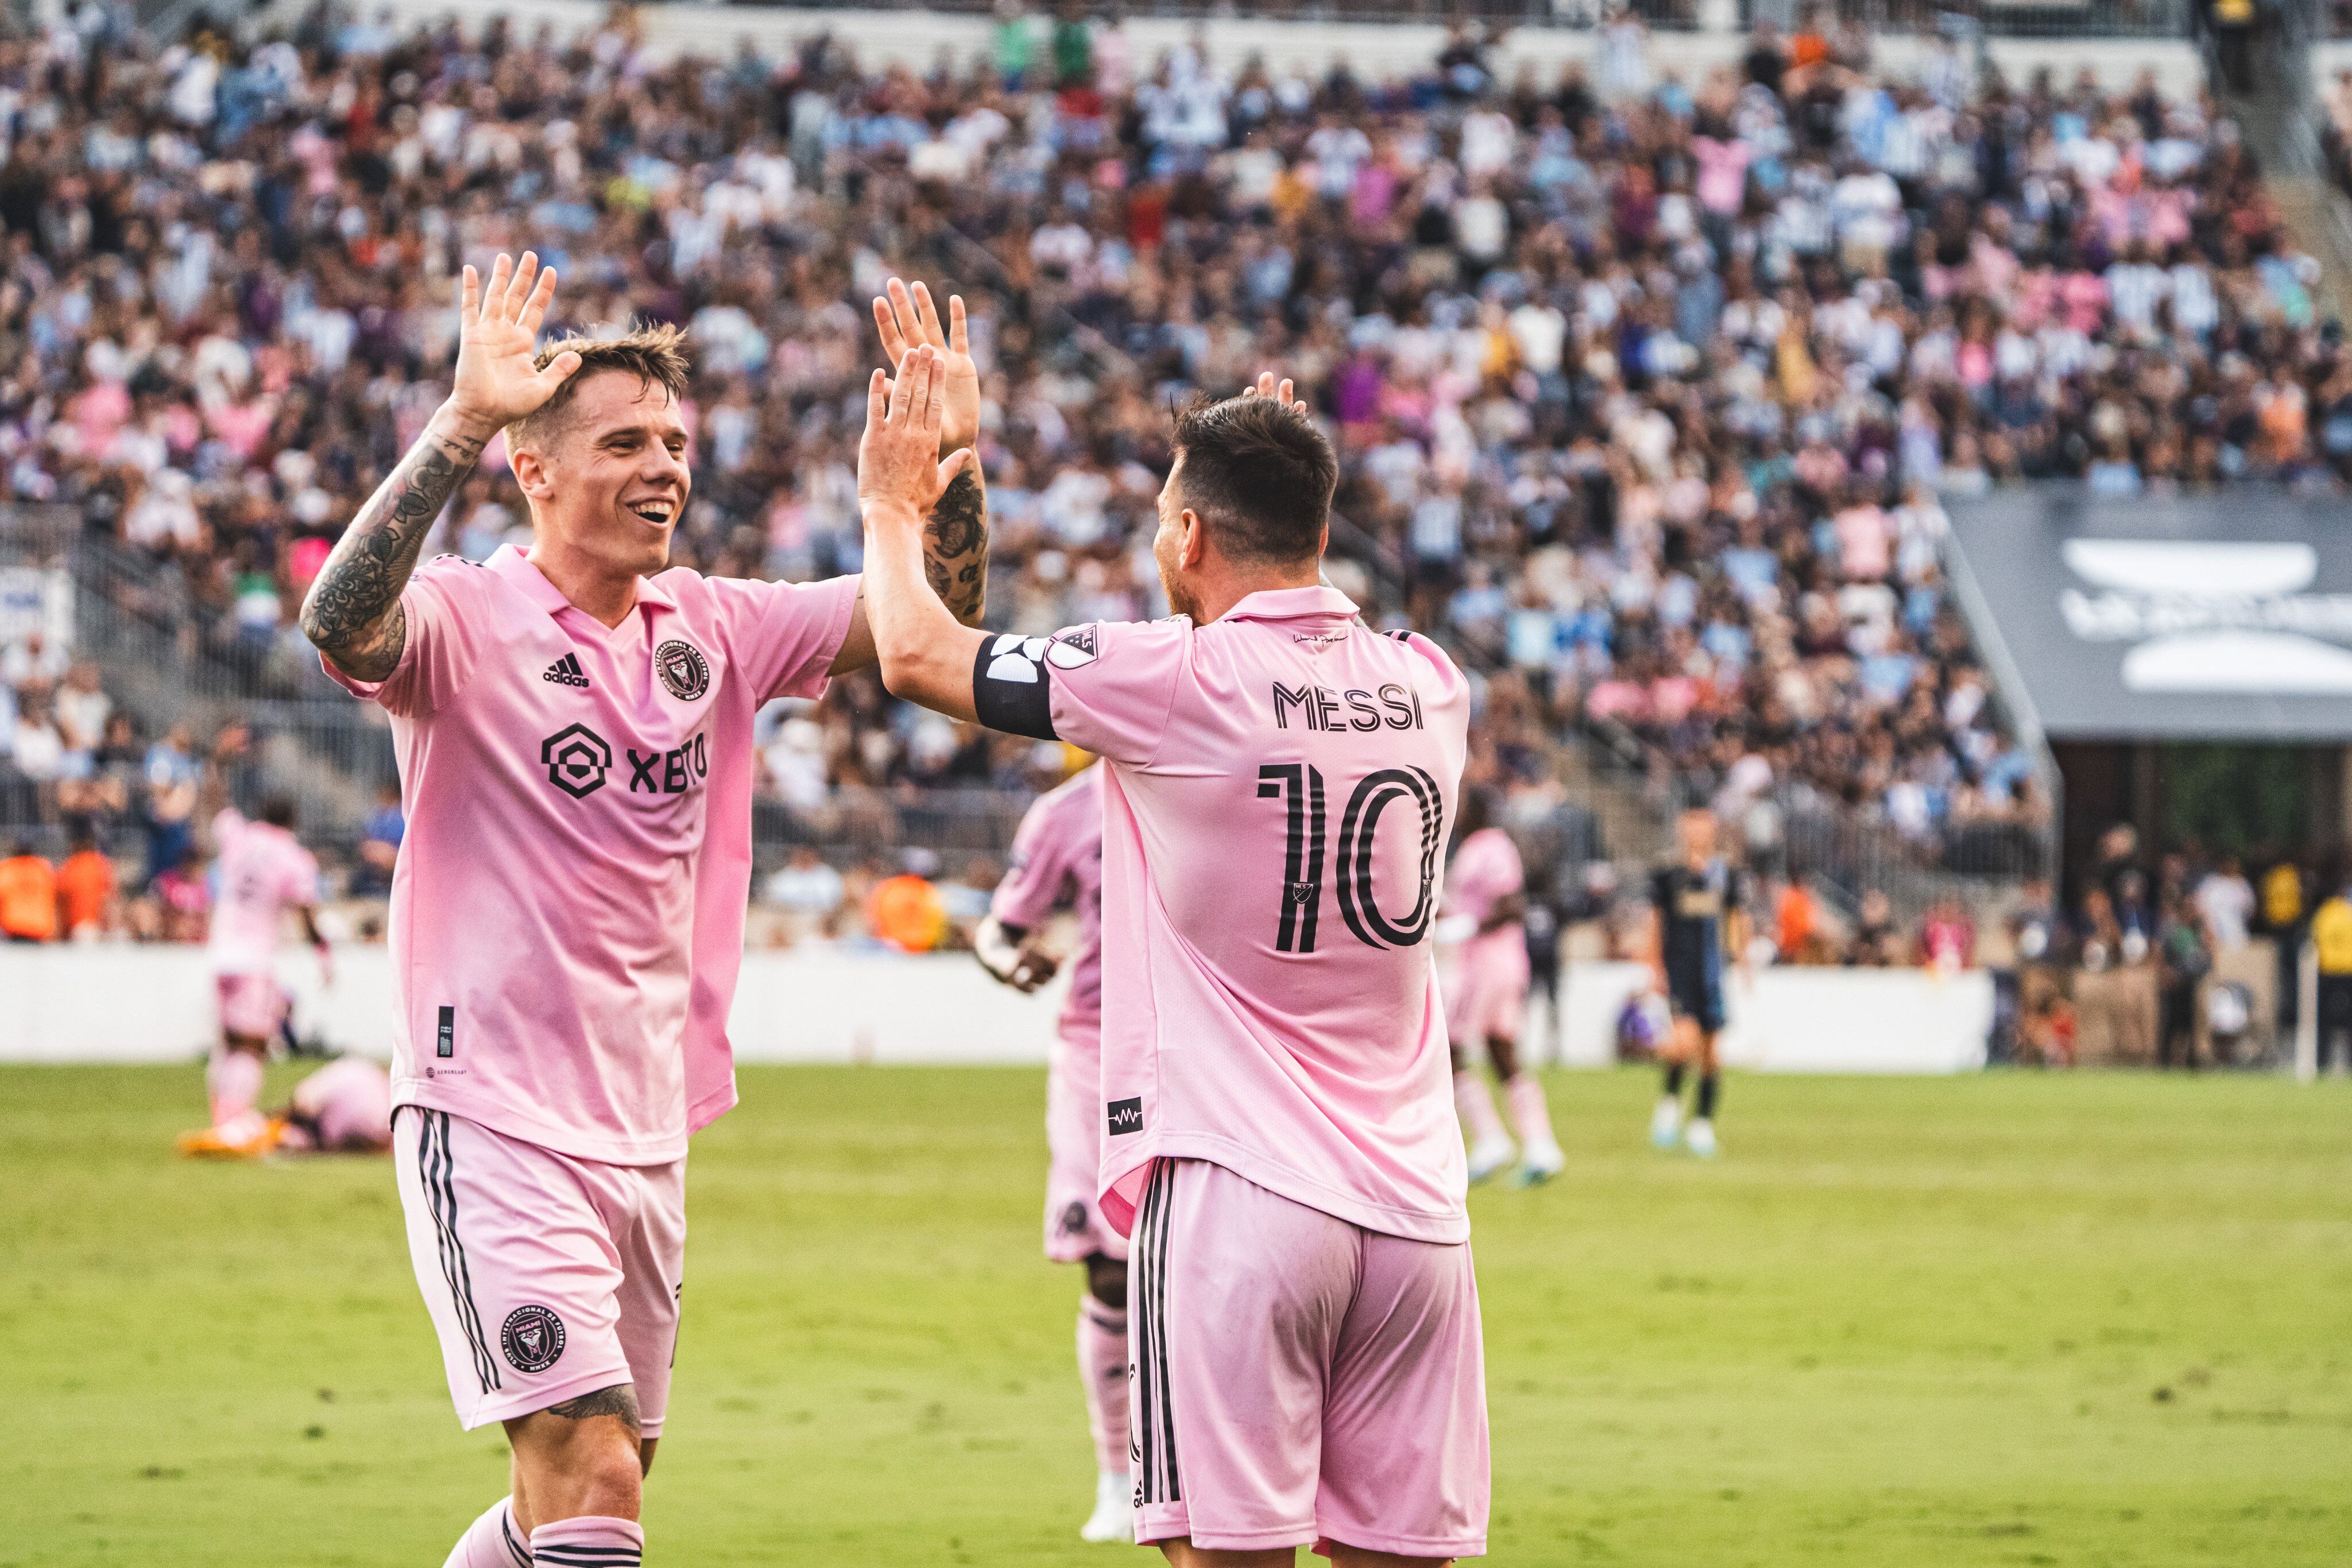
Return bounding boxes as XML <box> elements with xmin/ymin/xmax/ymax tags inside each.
<box><xmin>0</xmin><ymin>840</ymin><xmax>59</xmax><ymax>943</ymax></box>
<box><xmin>1846</xmin><ymin>888</ymin><xmax>1900</xmax><ymax>966</ymax></box>
<box><xmin>2194</xmin><ymin>854</ymin><xmax>2254</xmax><ymax>951</ymax></box>
<box><xmin>2154</xmin><ymin>888</ymin><xmax>2211</xmax><ymax>1069</ymax></box>
<box><xmin>1917</xmin><ymin>896</ymin><xmax>1975</xmax><ymax>972</ymax></box>
<box><xmin>2311</xmin><ymin>874</ymin><xmax>2352</xmax><ymax>1073</ymax></box>
<box><xmin>56</xmin><ymin>831</ymin><xmax>119</xmax><ymax>939</ymax></box>
<box><xmin>763</xmin><ymin>845</ymin><xmax>849</xmax><ymax>939</ymax></box>
<box><xmin>353</xmin><ymin>784</ymin><xmax>405</xmax><ymax>898</ymax></box>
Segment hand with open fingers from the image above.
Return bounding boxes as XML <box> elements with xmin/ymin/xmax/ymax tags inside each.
<box><xmin>860</xmin><ymin>346</ymin><xmax>973</xmax><ymax>528</ymax></box>
<box><xmin>1240</xmin><ymin>369</ymin><xmax>1311</xmax><ymax>417</ymax></box>
<box><xmin>872</xmin><ymin>279</ymin><xmax>981</xmax><ymax>454</ymax></box>
<box><xmin>444</xmin><ymin>251</ymin><xmax>582</xmax><ymax>439</ymax></box>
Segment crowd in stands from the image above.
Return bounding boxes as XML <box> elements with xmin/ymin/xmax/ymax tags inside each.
<box><xmin>2</xmin><ymin>0</ymin><xmax>2339</xmax><ymax>882</ymax></box>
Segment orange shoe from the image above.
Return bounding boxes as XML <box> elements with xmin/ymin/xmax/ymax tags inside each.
<box><xmin>176</xmin><ymin>1114</ymin><xmax>287</xmax><ymax>1159</ymax></box>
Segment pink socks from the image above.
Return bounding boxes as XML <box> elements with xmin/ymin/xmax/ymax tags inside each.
<box><xmin>1505</xmin><ymin>1073</ymin><xmax>1557</xmax><ymax>1151</ymax></box>
<box><xmin>443</xmin><ymin>1498</ymin><xmax>530</xmax><ymax>1567</ymax></box>
<box><xmin>1079</xmin><ymin>1299</ymin><xmax>1132</xmax><ymax>1478</ymax></box>
<box><xmin>206</xmin><ymin>1047</ymin><xmax>264</xmax><ymax>1128</ymax></box>
<box><xmin>1453</xmin><ymin>1070</ymin><xmax>1508</xmax><ymax>1145</ymax></box>
<box><xmin>530</xmin><ymin>1516</ymin><xmax>643</xmax><ymax>1568</ymax></box>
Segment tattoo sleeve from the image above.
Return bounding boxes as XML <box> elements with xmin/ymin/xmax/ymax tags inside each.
<box><xmin>545</xmin><ymin>1384</ymin><xmax>643</xmax><ymax>1434</ymax></box>
<box><xmin>299</xmin><ymin>421</ymin><xmax>488</xmax><ymax>682</ymax></box>
<box><xmin>922</xmin><ymin>467</ymin><xmax>989</xmax><ymax>627</ymax></box>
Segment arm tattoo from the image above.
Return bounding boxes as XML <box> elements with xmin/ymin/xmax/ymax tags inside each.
<box><xmin>299</xmin><ymin>424</ymin><xmax>487</xmax><ymax>682</ymax></box>
<box><xmin>545</xmin><ymin>1384</ymin><xmax>642</xmax><ymax>1434</ymax></box>
<box><xmin>923</xmin><ymin>468</ymin><xmax>989</xmax><ymax>627</ymax></box>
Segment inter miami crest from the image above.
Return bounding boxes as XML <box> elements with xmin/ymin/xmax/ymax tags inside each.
<box><xmin>656</xmin><ymin>638</ymin><xmax>710</xmax><ymax>701</ymax></box>
<box><xmin>501</xmin><ymin>1304</ymin><xmax>566</xmax><ymax>1374</ymax></box>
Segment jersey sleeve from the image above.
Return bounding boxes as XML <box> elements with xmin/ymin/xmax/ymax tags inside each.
<box><xmin>971</xmin><ymin>618</ymin><xmax>1187</xmax><ymax>766</ymax></box>
<box><xmin>287</xmin><ymin>845</ymin><xmax>323</xmax><ymax>907</ymax></box>
<box><xmin>316</xmin><ymin>557</ymin><xmax>493</xmax><ymax>718</ymax></box>
<box><xmin>989</xmin><ymin>791</ymin><xmax>1074</xmax><ymax>931</ymax></box>
<box><xmin>703</xmin><ymin>572</ymin><xmax>861</xmax><ymax>702</ymax></box>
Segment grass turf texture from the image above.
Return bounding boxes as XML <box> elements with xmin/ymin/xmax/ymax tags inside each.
<box><xmin>6</xmin><ymin>1066</ymin><xmax>2349</xmax><ymax>1567</ymax></box>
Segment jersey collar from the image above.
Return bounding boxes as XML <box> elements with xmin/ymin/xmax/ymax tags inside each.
<box><xmin>485</xmin><ymin>544</ymin><xmax>675</xmax><ymax>618</ymax></box>
<box><xmin>1216</xmin><ymin>584</ymin><xmax>1360</xmax><ymax>624</ymax></box>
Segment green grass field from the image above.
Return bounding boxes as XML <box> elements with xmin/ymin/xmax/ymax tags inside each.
<box><xmin>6</xmin><ymin>1065</ymin><xmax>2349</xmax><ymax>1566</ymax></box>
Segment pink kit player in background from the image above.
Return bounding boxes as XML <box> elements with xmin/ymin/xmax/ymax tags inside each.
<box><xmin>976</xmin><ymin>762</ymin><xmax>1136</xmax><ymax>1542</ymax></box>
<box><xmin>854</xmin><ymin>355</ymin><xmax>1491</xmax><ymax>1563</ymax></box>
<box><xmin>1439</xmin><ymin>796</ymin><xmax>1564</xmax><ymax>1187</ymax></box>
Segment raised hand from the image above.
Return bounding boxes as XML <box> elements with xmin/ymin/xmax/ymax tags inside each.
<box><xmin>873</xmin><ymin>279</ymin><xmax>980</xmax><ymax>455</ymax></box>
<box><xmin>445</xmin><ymin>251</ymin><xmax>583</xmax><ymax>440</ymax></box>
<box><xmin>1241</xmin><ymin>370</ymin><xmax>1311</xmax><ymax>416</ymax></box>
<box><xmin>860</xmin><ymin>346</ymin><xmax>973</xmax><ymax>528</ymax></box>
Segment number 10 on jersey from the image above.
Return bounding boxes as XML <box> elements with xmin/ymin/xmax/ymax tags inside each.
<box><xmin>1258</xmin><ymin>763</ymin><xmax>1446</xmax><ymax>955</ymax></box>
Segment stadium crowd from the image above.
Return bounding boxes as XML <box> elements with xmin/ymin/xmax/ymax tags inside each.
<box><xmin>0</xmin><ymin>0</ymin><xmax>2336</xmax><ymax>878</ymax></box>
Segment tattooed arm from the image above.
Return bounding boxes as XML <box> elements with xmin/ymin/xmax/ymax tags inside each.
<box><xmin>301</xmin><ymin>250</ymin><xmax>580</xmax><ymax>682</ymax></box>
<box><xmin>299</xmin><ymin>415</ymin><xmax>488</xmax><ymax>681</ymax></box>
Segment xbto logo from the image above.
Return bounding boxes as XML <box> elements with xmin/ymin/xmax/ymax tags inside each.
<box><xmin>541</xmin><ymin>723</ymin><xmax>612</xmax><ymax>799</ymax></box>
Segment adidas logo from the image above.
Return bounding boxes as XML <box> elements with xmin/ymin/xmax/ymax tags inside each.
<box><xmin>543</xmin><ymin>653</ymin><xmax>590</xmax><ymax>689</ymax></box>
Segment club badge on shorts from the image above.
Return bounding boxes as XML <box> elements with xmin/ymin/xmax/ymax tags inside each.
<box><xmin>501</xmin><ymin>1304</ymin><xmax>567</xmax><ymax>1374</ymax></box>
<box><xmin>656</xmin><ymin>638</ymin><xmax>710</xmax><ymax>701</ymax></box>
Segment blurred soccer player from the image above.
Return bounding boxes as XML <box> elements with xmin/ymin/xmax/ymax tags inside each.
<box><xmin>1440</xmin><ymin>787</ymin><xmax>1563</xmax><ymax>1187</ymax></box>
<box><xmin>860</xmin><ymin>354</ymin><xmax>1487</xmax><ymax>1566</ymax></box>
<box><xmin>1647</xmin><ymin>807</ymin><xmax>1750</xmax><ymax>1158</ymax></box>
<box><xmin>299</xmin><ymin>254</ymin><xmax>988</xmax><ymax>1568</ymax></box>
<box><xmin>177</xmin><ymin>793</ymin><xmax>330</xmax><ymax>1160</ymax></box>
<box><xmin>271</xmin><ymin>1054</ymin><xmax>396</xmax><ymax>1155</ymax></box>
<box><xmin>974</xmin><ymin>760</ymin><xmax>1133</xmax><ymax>1543</ymax></box>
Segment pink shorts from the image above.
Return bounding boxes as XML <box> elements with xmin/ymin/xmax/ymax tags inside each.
<box><xmin>1128</xmin><ymin>1159</ymin><xmax>1488</xmax><ymax>1559</ymax></box>
<box><xmin>216</xmin><ymin>972</ymin><xmax>287</xmax><ymax>1040</ymax></box>
<box><xmin>1046</xmin><ymin>1019</ymin><xmax>1127</xmax><ymax>1264</ymax></box>
<box><xmin>1445</xmin><ymin>934</ymin><xmax>1529</xmax><ymax>1047</ymax></box>
<box><xmin>392</xmin><ymin>1108</ymin><xmax>684</xmax><ymax>1434</ymax></box>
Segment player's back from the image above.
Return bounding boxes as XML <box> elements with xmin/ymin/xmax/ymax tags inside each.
<box><xmin>1000</xmin><ymin>586</ymin><xmax>1471</xmax><ymax>1241</ymax></box>
<box><xmin>993</xmin><ymin>765</ymin><xmax>1105</xmax><ymax>1027</ymax></box>
<box><xmin>207</xmin><ymin>810</ymin><xmax>316</xmax><ymax>974</ymax></box>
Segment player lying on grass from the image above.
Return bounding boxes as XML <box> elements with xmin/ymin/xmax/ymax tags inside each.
<box><xmin>1438</xmin><ymin>786</ymin><xmax>1564</xmax><ymax>1188</ymax></box>
<box><xmin>861</xmin><ymin>349</ymin><xmax>1489</xmax><ymax>1567</ymax></box>
<box><xmin>299</xmin><ymin>253</ymin><xmax>988</xmax><ymax>1568</ymax></box>
<box><xmin>974</xmin><ymin>759</ymin><xmax>1134</xmax><ymax>1543</ymax></box>
<box><xmin>1648</xmin><ymin>806</ymin><xmax>1750</xmax><ymax>1158</ymax></box>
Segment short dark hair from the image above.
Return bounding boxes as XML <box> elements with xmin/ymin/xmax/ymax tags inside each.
<box><xmin>261</xmin><ymin>795</ymin><xmax>297</xmax><ymax>830</ymax></box>
<box><xmin>1169</xmin><ymin>392</ymin><xmax>1337</xmax><ymax>566</ymax></box>
<box><xmin>506</xmin><ymin>322</ymin><xmax>693</xmax><ymax>452</ymax></box>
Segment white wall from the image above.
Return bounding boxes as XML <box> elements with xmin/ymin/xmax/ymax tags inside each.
<box><xmin>0</xmin><ymin>946</ymin><xmax>1986</xmax><ymax>1071</ymax></box>
<box><xmin>266</xmin><ymin>0</ymin><xmax>2206</xmax><ymax>97</ymax></box>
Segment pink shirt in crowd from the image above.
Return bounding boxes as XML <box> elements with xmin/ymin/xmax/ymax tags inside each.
<box><xmin>990</xmin><ymin>763</ymin><xmax>1105</xmax><ymax>1033</ymax></box>
<box><xmin>323</xmin><ymin>545</ymin><xmax>857</xmax><ymax>1166</ymax></box>
<box><xmin>206</xmin><ymin>807</ymin><xmax>320</xmax><ymax>976</ymax></box>
<box><xmin>987</xmin><ymin>587</ymin><xmax>1472</xmax><ymax>1244</ymax></box>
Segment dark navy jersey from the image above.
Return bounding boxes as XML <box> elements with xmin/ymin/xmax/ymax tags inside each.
<box><xmin>1651</xmin><ymin>860</ymin><xmax>1743</xmax><ymax>984</ymax></box>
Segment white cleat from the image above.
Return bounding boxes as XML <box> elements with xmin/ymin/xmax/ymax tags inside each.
<box><xmin>1684</xmin><ymin>1118</ymin><xmax>1719</xmax><ymax>1159</ymax></box>
<box><xmin>1514</xmin><ymin>1139</ymin><xmax>1566</xmax><ymax>1187</ymax></box>
<box><xmin>1080</xmin><ymin>1470</ymin><xmax>1134</xmax><ymax>1544</ymax></box>
<box><xmin>1467</xmin><ymin>1132</ymin><xmax>1519</xmax><ymax>1184</ymax></box>
<box><xmin>1650</xmin><ymin>1097</ymin><xmax>1682</xmax><ymax>1151</ymax></box>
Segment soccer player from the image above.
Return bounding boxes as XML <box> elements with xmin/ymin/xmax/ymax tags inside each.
<box><xmin>858</xmin><ymin>354</ymin><xmax>1487</xmax><ymax>1566</ymax></box>
<box><xmin>298</xmin><ymin>255</ymin><xmax>988</xmax><ymax>1568</ymax></box>
<box><xmin>973</xmin><ymin>760</ymin><xmax>1133</xmax><ymax>1543</ymax></box>
<box><xmin>1441</xmin><ymin>787</ymin><xmax>1563</xmax><ymax>1187</ymax></box>
<box><xmin>1647</xmin><ymin>806</ymin><xmax>1750</xmax><ymax>1158</ymax></box>
<box><xmin>177</xmin><ymin>793</ymin><xmax>331</xmax><ymax>1160</ymax></box>
<box><xmin>271</xmin><ymin>1054</ymin><xmax>397</xmax><ymax>1155</ymax></box>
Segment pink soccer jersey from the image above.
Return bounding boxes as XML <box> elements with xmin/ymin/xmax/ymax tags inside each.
<box><xmin>206</xmin><ymin>808</ymin><xmax>320</xmax><ymax>975</ymax></box>
<box><xmin>989</xmin><ymin>764</ymin><xmax>1104</xmax><ymax>1031</ymax></box>
<box><xmin>322</xmin><ymin>545</ymin><xmax>856</xmax><ymax>1166</ymax></box>
<box><xmin>1444</xmin><ymin>827</ymin><xmax>1523</xmax><ymax>934</ymax></box>
<box><xmin>971</xmin><ymin>587</ymin><xmax>1472</xmax><ymax>1244</ymax></box>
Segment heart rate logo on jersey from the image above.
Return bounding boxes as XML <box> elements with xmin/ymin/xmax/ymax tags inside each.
<box><xmin>656</xmin><ymin>638</ymin><xmax>710</xmax><ymax>701</ymax></box>
<box><xmin>540</xmin><ymin>722</ymin><xmax>613</xmax><ymax>799</ymax></box>
<box><xmin>501</xmin><ymin>1304</ymin><xmax>566</xmax><ymax>1374</ymax></box>
<box><xmin>1106</xmin><ymin>1097</ymin><xmax>1144</xmax><ymax>1136</ymax></box>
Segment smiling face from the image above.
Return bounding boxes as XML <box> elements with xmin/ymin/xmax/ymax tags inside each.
<box><xmin>511</xmin><ymin>370</ymin><xmax>691</xmax><ymax>580</ymax></box>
